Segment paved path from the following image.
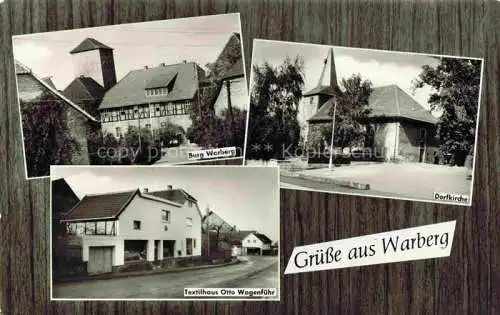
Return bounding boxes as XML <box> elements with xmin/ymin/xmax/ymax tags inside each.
<box><xmin>281</xmin><ymin>175</ymin><xmax>406</xmax><ymax>199</ymax></box>
<box><xmin>53</xmin><ymin>256</ymin><xmax>278</xmax><ymax>299</ymax></box>
<box><xmin>281</xmin><ymin>163</ymin><xmax>472</xmax><ymax>203</ymax></box>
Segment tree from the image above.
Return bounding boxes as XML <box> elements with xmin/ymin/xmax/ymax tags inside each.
<box><xmin>412</xmin><ymin>57</ymin><xmax>482</xmax><ymax>164</ymax></box>
<box><xmin>87</xmin><ymin>130</ymin><xmax>121</xmax><ymax>165</ymax></box>
<box><xmin>21</xmin><ymin>91</ymin><xmax>81</xmax><ymax>177</ymax></box>
<box><xmin>215</xmin><ymin>107</ymin><xmax>248</xmax><ymax>150</ymax></box>
<box><xmin>202</xmin><ymin>208</ymin><xmax>235</xmax><ymax>254</ymax></box>
<box><xmin>123</xmin><ymin>126</ymin><xmax>161</xmax><ymax>164</ymax></box>
<box><xmin>246</xmin><ymin>56</ymin><xmax>304</xmax><ymax>160</ymax></box>
<box><xmin>187</xmin><ymin>83</ymin><xmax>220</xmax><ymax>148</ymax></box>
<box><xmin>156</xmin><ymin>122</ymin><xmax>185</xmax><ymax>147</ymax></box>
<box><xmin>324</xmin><ymin>74</ymin><xmax>373</xmax><ymax>149</ymax></box>
<box><xmin>189</xmin><ymin>37</ymin><xmax>244</xmax><ymax>148</ymax></box>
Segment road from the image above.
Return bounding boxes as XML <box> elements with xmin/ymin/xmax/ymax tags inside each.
<box><xmin>218</xmin><ymin>262</ymin><xmax>280</xmax><ymax>300</ymax></box>
<box><xmin>53</xmin><ymin>256</ymin><xmax>279</xmax><ymax>299</ymax></box>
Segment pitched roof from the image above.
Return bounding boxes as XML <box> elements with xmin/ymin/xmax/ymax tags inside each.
<box><xmin>51</xmin><ymin>178</ymin><xmax>80</xmax><ymax>216</ymax></box>
<box><xmin>253</xmin><ymin>232</ymin><xmax>273</xmax><ymax>244</ymax></box>
<box><xmin>70</xmin><ymin>37</ymin><xmax>113</xmax><ymax>54</ymax></box>
<box><xmin>61</xmin><ymin>189</ymin><xmax>138</xmax><ymax>221</ymax></box>
<box><xmin>15</xmin><ymin>60</ymin><xmax>30</xmax><ymax>74</ymax></box>
<box><xmin>222</xmin><ymin>58</ymin><xmax>244</xmax><ymax>80</ymax></box>
<box><xmin>229</xmin><ymin>230</ymin><xmax>257</xmax><ymax>244</ymax></box>
<box><xmin>63</xmin><ymin>76</ymin><xmax>105</xmax><ymax>103</ymax></box>
<box><xmin>303</xmin><ymin>85</ymin><xmax>336</xmax><ymax>97</ymax></box>
<box><xmin>307</xmin><ymin>84</ymin><xmax>438</xmax><ymax>124</ymax></box>
<box><xmin>202</xmin><ymin>210</ymin><xmax>236</xmax><ymax>234</ymax></box>
<box><xmin>368</xmin><ymin>84</ymin><xmax>437</xmax><ymax>124</ymax></box>
<box><xmin>144</xmin><ymin>72</ymin><xmax>178</xmax><ymax>89</ymax></box>
<box><xmin>148</xmin><ymin>188</ymin><xmax>197</xmax><ymax>204</ymax></box>
<box><xmin>98</xmin><ymin>62</ymin><xmax>201</xmax><ymax>110</ymax></box>
<box><xmin>14</xmin><ymin>60</ymin><xmax>99</xmax><ymax>123</ymax></box>
<box><xmin>61</xmin><ymin>188</ymin><xmax>186</xmax><ymax>222</ymax></box>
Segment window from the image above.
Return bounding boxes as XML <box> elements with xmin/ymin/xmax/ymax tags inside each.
<box><xmin>193</xmin><ymin>239</ymin><xmax>196</xmax><ymax>249</ymax></box>
<box><xmin>310</xmin><ymin>97</ymin><xmax>314</xmax><ymax>104</ymax></box>
<box><xmin>162</xmin><ymin>210</ymin><xmax>170</xmax><ymax>222</ymax></box>
<box><xmin>120</xmin><ymin>111</ymin><xmax>126</xmax><ymax>120</ymax></box>
<box><xmin>167</xmin><ymin>103</ymin><xmax>174</xmax><ymax>115</ymax></box>
<box><xmin>146</xmin><ymin>124</ymin><xmax>151</xmax><ymax>129</ymax></box>
<box><xmin>67</xmin><ymin>221</ymin><xmax>117</xmax><ymax>236</ymax></box>
<box><xmin>116</xmin><ymin>127</ymin><xmax>122</xmax><ymax>137</ymax></box>
<box><xmin>105</xmin><ymin>221</ymin><xmax>115</xmax><ymax>235</ymax></box>
<box><xmin>253</xmin><ymin>240</ymin><xmax>256</xmax><ymax>243</ymax></box>
<box><xmin>133</xmin><ymin>220</ymin><xmax>141</xmax><ymax>230</ymax></box>
<box><xmin>96</xmin><ymin>222</ymin><xmax>106</xmax><ymax>234</ymax></box>
<box><xmin>187</xmin><ymin>200</ymin><xmax>193</xmax><ymax>208</ymax></box>
<box><xmin>186</xmin><ymin>217</ymin><xmax>193</xmax><ymax>227</ymax></box>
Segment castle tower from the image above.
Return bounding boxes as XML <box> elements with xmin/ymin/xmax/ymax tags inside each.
<box><xmin>70</xmin><ymin>37</ymin><xmax>117</xmax><ymax>91</ymax></box>
<box><xmin>298</xmin><ymin>47</ymin><xmax>338</xmax><ymax>142</ymax></box>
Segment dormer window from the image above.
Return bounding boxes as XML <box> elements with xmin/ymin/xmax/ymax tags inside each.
<box><xmin>145</xmin><ymin>87</ymin><xmax>169</xmax><ymax>97</ymax></box>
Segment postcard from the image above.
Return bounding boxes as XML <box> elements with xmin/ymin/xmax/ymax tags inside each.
<box><xmin>244</xmin><ymin>39</ymin><xmax>483</xmax><ymax>206</ymax></box>
<box><xmin>12</xmin><ymin>13</ymin><xmax>249</xmax><ymax>179</ymax></box>
<box><xmin>50</xmin><ymin>165</ymin><xmax>279</xmax><ymax>300</ymax></box>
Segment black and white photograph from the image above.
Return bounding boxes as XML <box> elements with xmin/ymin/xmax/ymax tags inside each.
<box><xmin>245</xmin><ymin>39</ymin><xmax>483</xmax><ymax>206</ymax></box>
<box><xmin>50</xmin><ymin>165</ymin><xmax>279</xmax><ymax>300</ymax></box>
<box><xmin>13</xmin><ymin>13</ymin><xmax>248</xmax><ymax>179</ymax></box>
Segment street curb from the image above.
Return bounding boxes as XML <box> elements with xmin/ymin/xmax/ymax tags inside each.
<box><xmin>55</xmin><ymin>258</ymin><xmax>241</xmax><ymax>285</ymax></box>
<box><xmin>214</xmin><ymin>262</ymin><xmax>279</xmax><ymax>287</ymax></box>
<box><xmin>280</xmin><ymin>171</ymin><xmax>370</xmax><ymax>190</ymax></box>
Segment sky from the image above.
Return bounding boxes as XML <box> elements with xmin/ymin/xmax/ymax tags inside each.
<box><xmin>12</xmin><ymin>13</ymin><xmax>242</xmax><ymax>90</ymax></box>
<box><xmin>51</xmin><ymin>166</ymin><xmax>280</xmax><ymax>241</ymax></box>
<box><xmin>251</xmin><ymin>39</ymin><xmax>445</xmax><ymax>113</ymax></box>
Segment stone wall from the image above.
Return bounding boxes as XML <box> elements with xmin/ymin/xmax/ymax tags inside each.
<box><xmin>398</xmin><ymin>122</ymin><xmax>439</xmax><ymax>163</ymax></box>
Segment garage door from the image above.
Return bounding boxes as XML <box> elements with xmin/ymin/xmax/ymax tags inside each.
<box><xmin>88</xmin><ymin>246</ymin><xmax>114</xmax><ymax>275</ymax></box>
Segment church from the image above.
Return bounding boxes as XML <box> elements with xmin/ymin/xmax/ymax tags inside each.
<box><xmin>297</xmin><ymin>48</ymin><xmax>440</xmax><ymax>163</ymax></box>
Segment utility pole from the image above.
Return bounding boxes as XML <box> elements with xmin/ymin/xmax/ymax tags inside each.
<box><xmin>328</xmin><ymin>99</ymin><xmax>338</xmax><ymax>170</ymax></box>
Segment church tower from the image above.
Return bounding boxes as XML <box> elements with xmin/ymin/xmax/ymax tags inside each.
<box><xmin>298</xmin><ymin>47</ymin><xmax>338</xmax><ymax>142</ymax></box>
<box><xmin>70</xmin><ymin>37</ymin><xmax>117</xmax><ymax>91</ymax></box>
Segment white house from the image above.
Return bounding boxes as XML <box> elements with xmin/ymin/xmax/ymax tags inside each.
<box><xmin>60</xmin><ymin>185</ymin><xmax>202</xmax><ymax>275</ymax></box>
<box><xmin>241</xmin><ymin>232</ymin><xmax>273</xmax><ymax>255</ymax></box>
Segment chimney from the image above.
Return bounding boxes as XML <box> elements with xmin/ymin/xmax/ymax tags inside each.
<box><xmin>167</xmin><ymin>185</ymin><xmax>172</xmax><ymax>190</ymax></box>
<box><xmin>205</xmin><ymin>205</ymin><xmax>210</xmax><ymax>216</ymax></box>
<box><xmin>144</xmin><ymin>65</ymin><xmax>149</xmax><ymax>69</ymax></box>
<box><xmin>143</xmin><ymin>188</ymin><xmax>148</xmax><ymax>193</ymax></box>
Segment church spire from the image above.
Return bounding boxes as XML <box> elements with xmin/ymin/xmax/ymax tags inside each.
<box><xmin>316</xmin><ymin>47</ymin><xmax>338</xmax><ymax>89</ymax></box>
<box><xmin>329</xmin><ymin>47</ymin><xmax>338</xmax><ymax>89</ymax></box>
